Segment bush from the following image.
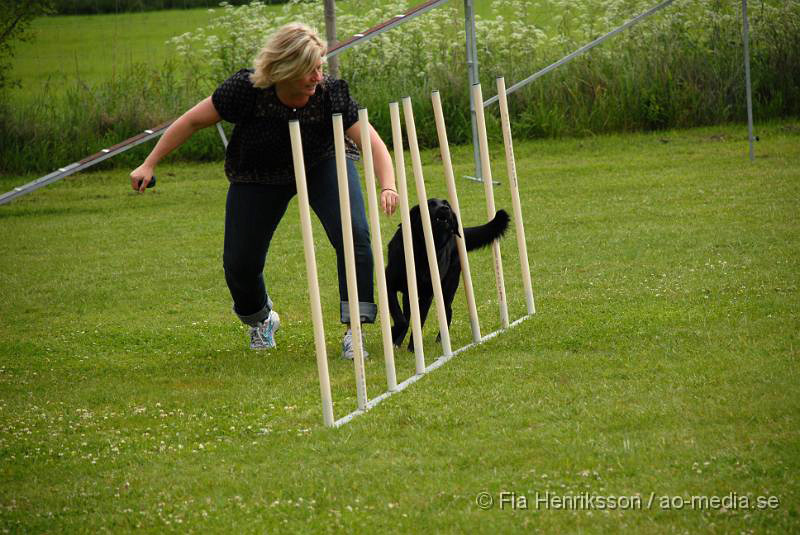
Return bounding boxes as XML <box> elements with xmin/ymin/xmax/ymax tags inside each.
<box><xmin>170</xmin><ymin>0</ymin><xmax>800</xmax><ymax>144</ymax></box>
<box><xmin>51</xmin><ymin>0</ymin><xmax>286</xmax><ymax>15</ymax></box>
<box><xmin>0</xmin><ymin>60</ymin><xmax>219</xmax><ymax>175</ymax></box>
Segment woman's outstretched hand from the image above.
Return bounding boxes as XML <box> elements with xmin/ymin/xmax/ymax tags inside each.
<box><xmin>130</xmin><ymin>164</ymin><xmax>155</xmax><ymax>192</ymax></box>
<box><xmin>381</xmin><ymin>188</ymin><xmax>398</xmax><ymax>215</ymax></box>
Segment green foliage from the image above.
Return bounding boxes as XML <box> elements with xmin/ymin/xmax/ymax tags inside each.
<box><xmin>0</xmin><ymin>0</ymin><xmax>53</xmax><ymax>91</ymax></box>
<box><xmin>0</xmin><ymin>122</ymin><xmax>798</xmax><ymax>533</ymax></box>
<box><xmin>0</xmin><ymin>59</ymin><xmax>220</xmax><ymax>175</ymax></box>
<box><xmin>50</xmin><ymin>0</ymin><xmax>286</xmax><ymax>15</ymax></box>
<box><xmin>166</xmin><ymin>0</ymin><xmax>800</xmax><ymax>142</ymax></box>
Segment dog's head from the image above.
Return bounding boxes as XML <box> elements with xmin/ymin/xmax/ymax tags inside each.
<box><xmin>406</xmin><ymin>199</ymin><xmax>461</xmax><ymax>245</ymax></box>
<box><xmin>428</xmin><ymin>198</ymin><xmax>460</xmax><ymax>242</ymax></box>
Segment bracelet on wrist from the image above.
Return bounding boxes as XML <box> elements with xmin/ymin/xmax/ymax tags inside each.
<box><xmin>381</xmin><ymin>187</ymin><xmax>397</xmax><ymax>193</ymax></box>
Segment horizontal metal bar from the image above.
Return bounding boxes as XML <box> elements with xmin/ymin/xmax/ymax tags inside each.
<box><xmin>0</xmin><ymin>122</ymin><xmax>172</xmax><ymax>206</ymax></box>
<box><xmin>327</xmin><ymin>0</ymin><xmax>449</xmax><ymax>58</ymax></box>
<box><xmin>1</xmin><ymin>0</ymin><xmax>451</xmax><ymax>206</ymax></box>
<box><xmin>483</xmin><ymin>0</ymin><xmax>676</xmax><ymax>108</ymax></box>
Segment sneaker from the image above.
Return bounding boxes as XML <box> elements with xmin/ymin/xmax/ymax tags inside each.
<box><xmin>341</xmin><ymin>328</ymin><xmax>369</xmax><ymax>360</ymax></box>
<box><xmin>249</xmin><ymin>310</ymin><xmax>280</xmax><ymax>350</ymax></box>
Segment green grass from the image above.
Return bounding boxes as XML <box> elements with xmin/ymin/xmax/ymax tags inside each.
<box><xmin>1</xmin><ymin>121</ymin><xmax>799</xmax><ymax>533</ymax></box>
<box><xmin>7</xmin><ymin>8</ymin><xmax>217</xmax><ymax>101</ymax></box>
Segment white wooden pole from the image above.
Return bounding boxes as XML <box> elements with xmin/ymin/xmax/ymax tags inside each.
<box><xmin>332</xmin><ymin>114</ymin><xmax>368</xmax><ymax>411</ymax></box>
<box><xmin>471</xmin><ymin>83</ymin><xmax>509</xmax><ymax>328</ymax></box>
<box><xmin>431</xmin><ymin>90</ymin><xmax>482</xmax><ymax>343</ymax></box>
<box><xmin>389</xmin><ymin>102</ymin><xmax>426</xmax><ymax>374</ymax></box>
<box><xmin>358</xmin><ymin>108</ymin><xmax>397</xmax><ymax>392</ymax></box>
<box><xmin>401</xmin><ymin>97</ymin><xmax>453</xmax><ymax>358</ymax></box>
<box><xmin>496</xmin><ymin>77</ymin><xmax>535</xmax><ymax>315</ymax></box>
<box><xmin>288</xmin><ymin>120</ymin><xmax>335</xmax><ymax>427</ymax></box>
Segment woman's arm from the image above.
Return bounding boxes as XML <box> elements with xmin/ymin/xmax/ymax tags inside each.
<box><xmin>346</xmin><ymin>121</ymin><xmax>397</xmax><ymax>215</ymax></box>
<box><xmin>130</xmin><ymin>96</ymin><xmax>222</xmax><ymax>192</ymax></box>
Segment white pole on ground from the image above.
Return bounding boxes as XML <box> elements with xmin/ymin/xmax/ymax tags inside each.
<box><xmin>471</xmin><ymin>83</ymin><xmax>509</xmax><ymax>329</ymax></box>
<box><xmin>496</xmin><ymin>77</ymin><xmax>535</xmax><ymax>315</ymax></box>
<box><xmin>358</xmin><ymin>108</ymin><xmax>398</xmax><ymax>392</ymax></box>
<box><xmin>332</xmin><ymin>114</ymin><xmax>368</xmax><ymax>411</ymax></box>
<box><xmin>431</xmin><ymin>90</ymin><xmax>482</xmax><ymax>343</ymax></box>
<box><xmin>289</xmin><ymin>120</ymin><xmax>335</xmax><ymax>427</ymax></box>
<box><xmin>389</xmin><ymin>102</ymin><xmax>426</xmax><ymax>374</ymax></box>
<box><xmin>402</xmin><ymin>97</ymin><xmax>453</xmax><ymax>358</ymax></box>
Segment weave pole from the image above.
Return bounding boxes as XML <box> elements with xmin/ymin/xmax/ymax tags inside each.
<box><xmin>358</xmin><ymin>108</ymin><xmax>397</xmax><ymax>392</ymax></box>
<box><xmin>288</xmin><ymin>120</ymin><xmax>335</xmax><ymax>427</ymax></box>
<box><xmin>402</xmin><ymin>97</ymin><xmax>453</xmax><ymax>358</ymax></box>
<box><xmin>496</xmin><ymin>77</ymin><xmax>535</xmax><ymax>315</ymax></box>
<box><xmin>389</xmin><ymin>102</ymin><xmax>426</xmax><ymax>373</ymax></box>
<box><xmin>431</xmin><ymin>90</ymin><xmax>481</xmax><ymax>343</ymax></box>
<box><xmin>330</xmin><ymin>89</ymin><xmax>536</xmax><ymax>428</ymax></box>
<box><xmin>332</xmin><ymin>114</ymin><xmax>368</xmax><ymax>411</ymax></box>
<box><xmin>471</xmin><ymin>83</ymin><xmax>509</xmax><ymax>328</ymax></box>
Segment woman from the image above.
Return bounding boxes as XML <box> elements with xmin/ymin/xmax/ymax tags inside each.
<box><xmin>130</xmin><ymin>23</ymin><xmax>398</xmax><ymax>358</ymax></box>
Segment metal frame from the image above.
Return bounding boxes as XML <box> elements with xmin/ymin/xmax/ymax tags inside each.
<box><xmin>326</xmin><ymin>0</ymin><xmax>449</xmax><ymax>60</ymax></box>
<box><xmin>480</xmin><ymin>0</ymin><xmax>756</xmax><ymax>161</ymax></box>
<box><xmin>742</xmin><ymin>0</ymin><xmax>755</xmax><ymax>161</ymax></box>
<box><xmin>1</xmin><ymin>0</ymin><xmax>757</xmax><ymax>201</ymax></box>
<box><xmin>464</xmin><ymin>0</ymin><xmax>482</xmax><ymax>182</ymax></box>
<box><xmin>0</xmin><ymin>120</ymin><xmax>173</xmax><ymax>205</ymax></box>
<box><xmin>0</xmin><ymin>0</ymin><xmax>449</xmax><ymax>206</ymax></box>
<box><xmin>483</xmin><ymin>0</ymin><xmax>676</xmax><ymax>108</ymax></box>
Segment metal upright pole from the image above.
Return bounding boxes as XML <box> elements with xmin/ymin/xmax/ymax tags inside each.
<box><xmin>324</xmin><ymin>0</ymin><xmax>339</xmax><ymax>78</ymax></box>
<box><xmin>742</xmin><ymin>0</ymin><xmax>755</xmax><ymax>161</ymax></box>
<box><xmin>464</xmin><ymin>0</ymin><xmax>482</xmax><ymax>181</ymax></box>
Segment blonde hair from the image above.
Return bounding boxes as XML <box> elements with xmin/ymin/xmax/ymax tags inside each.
<box><xmin>250</xmin><ymin>23</ymin><xmax>326</xmax><ymax>88</ymax></box>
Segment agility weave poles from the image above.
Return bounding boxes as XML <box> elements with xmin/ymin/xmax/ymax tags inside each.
<box><xmin>293</xmin><ymin>89</ymin><xmax>535</xmax><ymax>427</ymax></box>
<box><xmin>472</xmin><ymin>83</ymin><xmax>510</xmax><ymax>329</ymax></box>
<box><xmin>431</xmin><ymin>90</ymin><xmax>481</xmax><ymax>344</ymax></box>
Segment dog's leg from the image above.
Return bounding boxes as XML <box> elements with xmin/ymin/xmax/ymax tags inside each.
<box><xmin>435</xmin><ymin>270</ymin><xmax>461</xmax><ymax>343</ymax></box>
<box><xmin>388</xmin><ymin>286</ymin><xmax>408</xmax><ymax>347</ymax></box>
<box><xmin>408</xmin><ymin>293</ymin><xmax>433</xmax><ymax>353</ymax></box>
<box><xmin>391</xmin><ymin>292</ymin><xmax>411</xmax><ymax>348</ymax></box>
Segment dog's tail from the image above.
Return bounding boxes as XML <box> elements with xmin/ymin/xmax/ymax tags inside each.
<box><xmin>464</xmin><ymin>209</ymin><xmax>510</xmax><ymax>251</ymax></box>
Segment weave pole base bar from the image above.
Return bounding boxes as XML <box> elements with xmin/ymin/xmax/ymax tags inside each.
<box><xmin>332</xmin><ymin>314</ymin><xmax>532</xmax><ymax>428</ymax></box>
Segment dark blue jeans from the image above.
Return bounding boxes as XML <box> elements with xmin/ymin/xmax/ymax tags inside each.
<box><xmin>223</xmin><ymin>158</ymin><xmax>377</xmax><ymax>327</ymax></box>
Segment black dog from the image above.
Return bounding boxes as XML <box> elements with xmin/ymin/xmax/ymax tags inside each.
<box><xmin>385</xmin><ymin>198</ymin><xmax>509</xmax><ymax>351</ymax></box>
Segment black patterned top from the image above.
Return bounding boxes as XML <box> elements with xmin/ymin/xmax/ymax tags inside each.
<box><xmin>212</xmin><ymin>69</ymin><xmax>360</xmax><ymax>184</ymax></box>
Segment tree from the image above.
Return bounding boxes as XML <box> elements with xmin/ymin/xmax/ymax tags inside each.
<box><xmin>323</xmin><ymin>0</ymin><xmax>338</xmax><ymax>79</ymax></box>
<box><xmin>0</xmin><ymin>0</ymin><xmax>53</xmax><ymax>91</ymax></box>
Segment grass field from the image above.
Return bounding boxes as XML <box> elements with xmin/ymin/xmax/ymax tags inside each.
<box><xmin>1</xmin><ymin>120</ymin><xmax>798</xmax><ymax>532</ymax></box>
<box><xmin>7</xmin><ymin>8</ymin><xmax>217</xmax><ymax>100</ymax></box>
